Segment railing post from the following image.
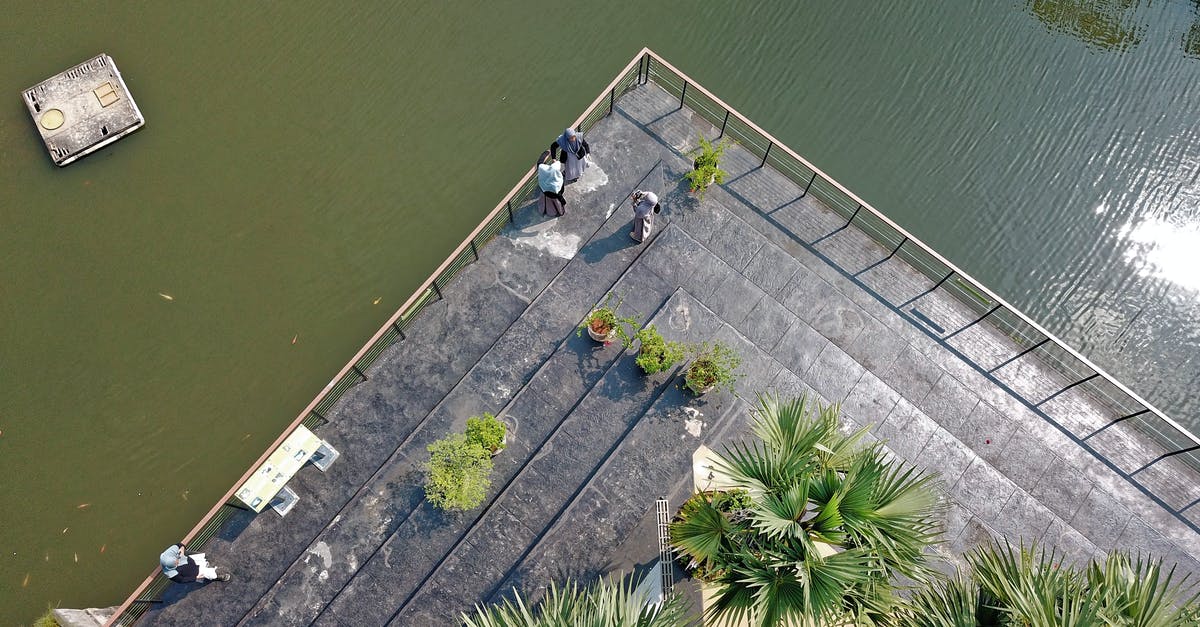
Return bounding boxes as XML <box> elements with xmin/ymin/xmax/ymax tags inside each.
<box><xmin>352</xmin><ymin>364</ymin><xmax>368</xmax><ymax>382</ymax></box>
<box><xmin>760</xmin><ymin>142</ymin><xmax>772</xmax><ymax>168</ymax></box>
<box><xmin>678</xmin><ymin>81</ymin><xmax>688</xmax><ymax>110</ymax></box>
<box><xmin>470</xmin><ymin>240</ymin><xmax>479</xmax><ymax>262</ymax></box>
<box><xmin>506</xmin><ymin>200</ymin><xmax>514</xmax><ymax>222</ymax></box>
<box><xmin>718</xmin><ymin>110</ymin><xmax>730</xmax><ymax>139</ymax></box>
<box><xmin>642</xmin><ymin>53</ymin><xmax>651</xmax><ymax>84</ymax></box>
<box><xmin>608</xmin><ymin>87</ymin><xmax>615</xmax><ymax>116</ymax></box>
<box><xmin>391</xmin><ymin>321</ymin><xmax>406</xmax><ymax>341</ymax></box>
<box><xmin>800</xmin><ymin>171</ymin><xmax>817</xmax><ymax>197</ymax></box>
<box><xmin>431</xmin><ymin>280</ymin><xmax>444</xmax><ymax>301</ymax></box>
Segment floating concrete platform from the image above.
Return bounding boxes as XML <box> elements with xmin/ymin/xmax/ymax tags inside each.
<box><xmin>22</xmin><ymin>53</ymin><xmax>144</xmax><ymax>167</ymax></box>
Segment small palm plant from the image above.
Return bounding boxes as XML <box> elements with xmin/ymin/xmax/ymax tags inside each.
<box><xmin>671</xmin><ymin>393</ymin><xmax>943</xmax><ymax>627</ymax></box>
<box><xmin>463</xmin><ymin>575</ymin><xmax>695</xmax><ymax>627</ymax></box>
<box><xmin>899</xmin><ymin>542</ymin><xmax>1200</xmax><ymax>626</ymax></box>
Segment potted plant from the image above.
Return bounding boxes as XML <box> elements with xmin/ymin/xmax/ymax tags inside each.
<box><xmin>684</xmin><ymin>135</ymin><xmax>731</xmax><ymax>200</ymax></box>
<box><xmin>634</xmin><ymin>325</ymin><xmax>685</xmax><ymax>375</ymax></box>
<box><xmin>577</xmin><ymin>292</ymin><xmax>638</xmax><ymax>347</ymax></box>
<box><xmin>466</xmin><ymin>412</ymin><xmax>507</xmax><ymax>457</ymax></box>
<box><xmin>683</xmin><ymin>341</ymin><xmax>741</xmax><ymax>395</ymax></box>
<box><xmin>424</xmin><ymin>433</ymin><xmax>493</xmax><ymax>511</ymax></box>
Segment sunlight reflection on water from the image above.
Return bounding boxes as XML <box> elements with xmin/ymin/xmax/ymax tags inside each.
<box><xmin>1122</xmin><ymin>217</ymin><xmax>1200</xmax><ymax>293</ymax></box>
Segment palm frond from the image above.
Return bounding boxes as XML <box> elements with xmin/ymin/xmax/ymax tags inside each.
<box><xmin>751</xmin><ymin>481</ymin><xmax>812</xmax><ymax>542</ymax></box>
<box><xmin>670</xmin><ymin>496</ymin><xmax>731</xmax><ymax>568</ymax></box>
<box><xmin>1088</xmin><ymin>551</ymin><xmax>1200</xmax><ymax>626</ymax></box>
<box><xmin>463</xmin><ymin>576</ymin><xmax>695</xmax><ymax>627</ymax></box>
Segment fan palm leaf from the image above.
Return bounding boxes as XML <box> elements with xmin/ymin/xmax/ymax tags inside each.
<box><xmin>751</xmin><ymin>481</ymin><xmax>813</xmax><ymax>541</ymax></box>
<box><xmin>707</xmin><ymin>547</ymin><xmax>874</xmax><ymax>627</ymax></box>
<box><xmin>670</xmin><ymin>496</ymin><xmax>732</xmax><ymax>569</ymax></box>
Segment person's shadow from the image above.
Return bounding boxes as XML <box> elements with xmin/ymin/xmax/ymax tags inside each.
<box><xmin>579</xmin><ymin>224</ymin><xmax>638</xmax><ymax>264</ymax></box>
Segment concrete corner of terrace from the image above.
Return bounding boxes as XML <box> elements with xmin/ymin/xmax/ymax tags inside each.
<box><xmin>105</xmin><ymin>49</ymin><xmax>1200</xmax><ymax>626</ymax></box>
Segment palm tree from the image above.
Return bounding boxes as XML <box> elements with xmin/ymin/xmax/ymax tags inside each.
<box><xmin>671</xmin><ymin>394</ymin><xmax>944</xmax><ymax>627</ymax></box>
<box><xmin>462</xmin><ymin>575</ymin><xmax>695</xmax><ymax>627</ymax></box>
<box><xmin>899</xmin><ymin>542</ymin><xmax>1200</xmax><ymax>626</ymax></box>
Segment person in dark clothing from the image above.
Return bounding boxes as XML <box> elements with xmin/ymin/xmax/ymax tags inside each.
<box><xmin>537</xmin><ymin>150</ymin><xmax>566</xmax><ymax>216</ymax></box>
<box><xmin>550</xmin><ymin>128</ymin><xmax>590</xmax><ymax>182</ymax></box>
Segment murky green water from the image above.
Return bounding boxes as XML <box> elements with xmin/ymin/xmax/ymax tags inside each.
<box><xmin>3</xmin><ymin>0</ymin><xmax>1199</xmax><ymax>622</ymax></box>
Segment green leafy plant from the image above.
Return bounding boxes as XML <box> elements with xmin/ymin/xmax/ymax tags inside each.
<box><xmin>33</xmin><ymin>608</ymin><xmax>60</xmax><ymax>627</ymax></box>
<box><xmin>899</xmin><ymin>543</ymin><xmax>1200</xmax><ymax>626</ymax></box>
<box><xmin>466</xmin><ymin>412</ymin><xmax>506</xmax><ymax>455</ymax></box>
<box><xmin>463</xmin><ymin>576</ymin><xmax>694</xmax><ymax>627</ymax></box>
<box><xmin>634</xmin><ymin>325</ymin><xmax>685</xmax><ymax>375</ymax></box>
<box><xmin>671</xmin><ymin>394</ymin><xmax>944</xmax><ymax>627</ymax></box>
<box><xmin>675</xmin><ymin>489</ymin><xmax>753</xmax><ymax>582</ymax></box>
<box><xmin>684</xmin><ymin>135</ymin><xmax>731</xmax><ymax>200</ymax></box>
<box><xmin>424</xmin><ymin>433</ymin><xmax>493</xmax><ymax>511</ymax></box>
<box><xmin>683</xmin><ymin>341</ymin><xmax>741</xmax><ymax>394</ymax></box>
<box><xmin>577</xmin><ymin>292</ymin><xmax>638</xmax><ymax>348</ymax></box>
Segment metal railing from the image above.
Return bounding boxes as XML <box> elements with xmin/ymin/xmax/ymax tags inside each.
<box><xmin>637</xmin><ymin>49</ymin><xmax>1200</xmax><ymax>511</ymax></box>
<box><xmin>105</xmin><ymin>50</ymin><xmax>646</xmax><ymax>627</ymax></box>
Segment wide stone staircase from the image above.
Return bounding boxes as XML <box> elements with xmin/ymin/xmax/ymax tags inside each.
<box><xmin>140</xmin><ymin>80</ymin><xmax>1200</xmax><ymax>627</ymax></box>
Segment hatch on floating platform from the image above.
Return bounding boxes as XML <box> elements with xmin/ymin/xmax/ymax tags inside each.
<box><xmin>22</xmin><ymin>53</ymin><xmax>144</xmax><ymax>167</ymax></box>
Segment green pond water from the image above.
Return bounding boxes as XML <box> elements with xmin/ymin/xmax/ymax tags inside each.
<box><xmin>4</xmin><ymin>1</ymin><xmax>1200</xmax><ymax>622</ymax></box>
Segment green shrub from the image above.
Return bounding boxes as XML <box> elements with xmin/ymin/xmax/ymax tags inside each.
<box><xmin>465</xmin><ymin>412</ymin><xmax>506</xmax><ymax>454</ymax></box>
<box><xmin>634</xmin><ymin>325</ymin><xmax>685</xmax><ymax>374</ymax></box>
<box><xmin>684</xmin><ymin>341</ymin><xmax>741</xmax><ymax>394</ymax></box>
<box><xmin>685</xmin><ymin>135</ymin><xmax>731</xmax><ymax>200</ymax></box>
<box><xmin>424</xmin><ymin>433</ymin><xmax>492</xmax><ymax>511</ymax></box>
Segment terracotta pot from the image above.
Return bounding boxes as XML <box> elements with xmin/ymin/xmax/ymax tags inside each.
<box><xmin>586</xmin><ymin>320</ymin><xmax>614</xmax><ymax>343</ymax></box>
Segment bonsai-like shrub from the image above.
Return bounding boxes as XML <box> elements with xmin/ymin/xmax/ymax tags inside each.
<box><xmin>634</xmin><ymin>325</ymin><xmax>685</xmax><ymax>375</ymax></box>
<box><xmin>424</xmin><ymin>433</ymin><xmax>492</xmax><ymax>511</ymax></box>
<box><xmin>465</xmin><ymin>412</ymin><xmax>506</xmax><ymax>455</ymax></box>
<box><xmin>685</xmin><ymin>135</ymin><xmax>731</xmax><ymax>200</ymax></box>
<box><xmin>683</xmin><ymin>341</ymin><xmax>741</xmax><ymax>394</ymax></box>
<box><xmin>577</xmin><ymin>292</ymin><xmax>638</xmax><ymax>348</ymax></box>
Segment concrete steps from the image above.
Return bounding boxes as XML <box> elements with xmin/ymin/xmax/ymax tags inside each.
<box><xmin>393</xmin><ymin>289</ymin><xmax>746</xmax><ymax>624</ymax></box>
<box><xmin>231</xmin><ymin>142</ymin><xmax>680</xmax><ymax>627</ymax></box>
